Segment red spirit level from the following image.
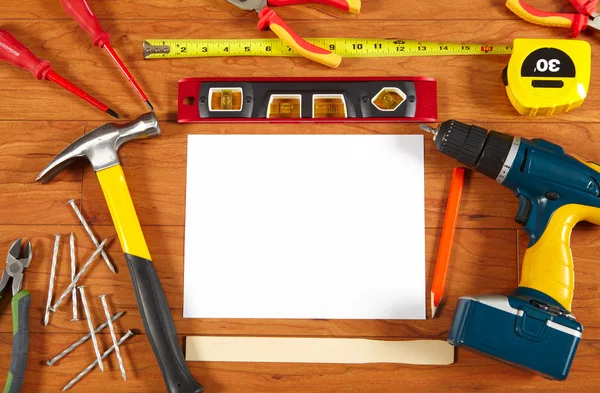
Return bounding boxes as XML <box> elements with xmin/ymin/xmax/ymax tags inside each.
<box><xmin>178</xmin><ymin>77</ymin><xmax>437</xmax><ymax>123</ymax></box>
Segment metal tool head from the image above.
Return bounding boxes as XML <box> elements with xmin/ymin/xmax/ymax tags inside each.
<box><xmin>1</xmin><ymin>238</ymin><xmax>32</xmax><ymax>295</ymax></box>
<box><xmin>36</xmin><ymin>112</ymin><xmax>161</xmax><ymax>184</ymax></box>
<box><xmin>227</xmin><ymin>0</ymin><xmax>267</xmax><ymax>11</ymax></box>
<box><xmin>588</xmin><ymin>14</ymin><xmax>600</xmax><ymax>31</ymax></box>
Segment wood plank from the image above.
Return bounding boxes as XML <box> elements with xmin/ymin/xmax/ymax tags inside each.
<box><xmin>0</xmin><ymin>20</ymin><xmax>599</xmax><ymax>122</ymax></box>
<box><xmin>0</xmin><ymin>225</ymin><xmax>517</xmax><ymax>339</ymax></box>
<box><xmin>0</xmin><ymin>121</ymin><xmax>85</xmax><ymax>225</ymax></box>
<box><xmin>4</xmin><ymin>332</ymin><xmax>600</xmax><ymax>393</ymax></box>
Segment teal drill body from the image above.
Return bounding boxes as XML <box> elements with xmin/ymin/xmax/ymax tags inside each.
<box><xmin>423</xmin><ymin>120</ymin><xmax>600</xmax><ymax>381</ymax></box>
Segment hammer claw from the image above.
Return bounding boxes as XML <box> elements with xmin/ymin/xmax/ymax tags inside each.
<box><xmin>36</xmin><ymin>113</ymin><xmax>160</xmax><ymax>183</ymax></box>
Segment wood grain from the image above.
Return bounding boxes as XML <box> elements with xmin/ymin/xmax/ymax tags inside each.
<box><xmin>0</xmin><ymin>20</ymin><xmax>599</xmax><ymax>122</ymax></box>
<box><xmin>4</xmin><ymin>334</ymin><xmax>600</xmax><ymax>393</ymax></box>
<box><xmin>2</xmin><ymin>0</ymin><xmax>600</xmax><ymax>391</ymax></box>
<box><xmin>0</xmin><ymin>0</ymin><xmax>582</xmax><ymax>21</ymax></box>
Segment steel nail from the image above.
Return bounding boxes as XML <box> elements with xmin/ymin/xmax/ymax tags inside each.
<box><xmin>78</xmin><ymin>286</ymin><xmax>104</xmax><ymax>372</ymax></box>
<box><xmin>99</xmin><ymin>295</ymin><xmax>127</xmax><ymax>381</ymax></box>
<box><xmin>44</xmin><ymin>234</ymin><xmax>61</xmax><ymax>326</ymax></box>
<box><xmin>68</xmin><ymin>199</ymin><xmax>116</xmax><ymax>274</ymax></box>
<box><xmin>69</xmin><ymin>233</ymin><xmax>79</xmax><ymax>321</ymax></box>
<box><xmin>62</xmin><ymin>330</ymin><xmax>134</xmax><ymax>391</ymax></box>
<box><xmin>46</xmin><ymin>311</ymin><xmax>125</xmax><ymax>366</ymax></box>
<box><xmin>51</xmin><ymin>238</ymin><xmax>107</xmax><ymax>311</ymax></box>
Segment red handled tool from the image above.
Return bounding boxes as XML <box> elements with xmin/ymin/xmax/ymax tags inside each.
<box><xmin>60</xmin><ymin>0</ymin><xmax>154</xmax><ymax>110</ymax></box>
<box><xmin>506</xmin><ymin>0</ymin><xmax>600</xmax><ymax>37</ymax></box>
<box><xmin>0</xmin><ymin>29</ymin><xmax>119</xmax><ymax>118</ymax></box>
<box><xmin>226</xmin><ymin>0</ymin><xmax>361</xmax><ymax>68</ymax></box>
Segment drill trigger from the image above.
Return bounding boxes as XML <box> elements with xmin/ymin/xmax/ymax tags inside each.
<box><xmin>516</xmin><ymin>194</ymin><xmax>533</xmax><ymax>226</ymax></box>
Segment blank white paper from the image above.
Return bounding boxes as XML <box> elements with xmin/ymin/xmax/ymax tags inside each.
<box><xmin>184</xmin><ymin>135</ymin><xmax>425</xmax><ymax>320</ymax></box>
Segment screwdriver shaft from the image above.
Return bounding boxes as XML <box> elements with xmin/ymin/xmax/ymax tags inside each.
<box><xmin>103</xmin><ymin>44</ymin><xmax>153</xmax><ymax>110</ymax></box>
<box><xmin>46</xmin><ymin>71</ymin><xmax>119</xmax><ymax>118</ymax></box>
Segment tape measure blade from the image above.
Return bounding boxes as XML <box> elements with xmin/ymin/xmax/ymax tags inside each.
<box><xmin>143</xmin><ymin>39</ymin><xmax>512</xmax><ymax>59</ymax></box>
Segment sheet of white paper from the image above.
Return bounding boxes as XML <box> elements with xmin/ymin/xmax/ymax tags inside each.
<box><xmin>184</xmin><ymin>135</ymin><xmax>425</xmax><ymax>320</ymax></box>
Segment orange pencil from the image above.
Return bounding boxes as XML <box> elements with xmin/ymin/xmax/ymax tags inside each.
<box><xmin>431</xmin><ymin>167</ymin><xmax>465</xmax><ymax>318</ymax></box>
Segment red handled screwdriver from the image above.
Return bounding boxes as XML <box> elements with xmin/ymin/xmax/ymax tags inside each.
<box><xmin>0</xmin><ymin>29</ymin><xmax>119</xmax><ymax>118</ymax></box>
<box><xmin>60</xmin><ymin>0</ymin><xmax>154</xmax><ymax>111</ymax></box>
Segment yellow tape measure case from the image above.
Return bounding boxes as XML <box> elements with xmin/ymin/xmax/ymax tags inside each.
<box><xmin>503</xmin><ymin>39</ymin><xmax>591</xmax><ymax>116</ymax></box>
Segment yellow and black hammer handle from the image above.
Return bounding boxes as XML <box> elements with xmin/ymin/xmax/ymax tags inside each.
<box><xmin>37</xmin><ymin>113</ymin><xmax>203</xmax><ymax>393</ymax></box>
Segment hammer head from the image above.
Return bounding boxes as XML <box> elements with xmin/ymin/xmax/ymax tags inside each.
<box><xmin>37</xmin><ymin>112</ymin><xmax>161</xmax><ymax>184</ymax></box>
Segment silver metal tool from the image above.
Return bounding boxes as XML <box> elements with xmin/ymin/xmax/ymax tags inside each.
<box><xmin>68</xmin><ymin>199</ymin><xmax>116</xmax><ymax>274</ymax></box>
<box><xmin>46</xmin><ymin>311</ymin><xmax>125</xmax><ymax>366</ymax></box>
<box><xmin>69</xmin><ymin>233</ymin><xmax>78</xmax><ymax>322</ymax></box>
<box><xmin>62</xmin><ymin>330</ymin><xmax>134</xmax><ymax>392</ymax></box>
<box><xmin>78</xmin><ymin>286</ymin><xmax>104</xmax><ymax>372</ymax></box>
<box><xmin>44</xmin><ymin>234</ymin><xmax>61</xmax><ymax>326</ymax></box>
<box><xmin>51</xmin><ymin>239</ymin><xmax>107</xmax><ymax>311</ymax></box>
<box><xmin>1</xmin><ymin>238</ymin><xmax>33</xmax><ymax>393</ymax></box>
<box><xmin>99</xmin><ymin>295</ymin><xmax>126</xmax><ymax>381</ymax></box>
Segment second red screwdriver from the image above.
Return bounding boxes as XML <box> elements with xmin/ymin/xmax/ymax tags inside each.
<box><xmin>60</xmin><ymin>0</ymin><xmax>154</xmax><ymax>111</ymax></box>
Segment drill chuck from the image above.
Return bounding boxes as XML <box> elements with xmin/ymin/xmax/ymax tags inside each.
<box><xmin>425</xmin><ymin>120</ymin><xmax>517</xmax><ymax>183</ymax></box>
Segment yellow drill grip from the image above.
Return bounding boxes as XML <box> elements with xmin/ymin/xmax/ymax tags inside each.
<box><xmin>96</xmin><ymin>165</ymin><xmax>152</xmax><ymax>261</ymax></box>
<box><xmin>520</xmin><ymin>204</ymin><xmax>600</xmax><ymax>312</ymax></box>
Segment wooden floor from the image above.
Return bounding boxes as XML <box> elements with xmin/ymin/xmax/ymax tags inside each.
<box><xmin>2</xmin><ymin>0</ymin><xmax>600</xmax><ymax>391</ymax></box>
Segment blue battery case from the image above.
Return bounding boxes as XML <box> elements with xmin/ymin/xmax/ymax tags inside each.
<box><xmin>448</xmin><ymin>294</ymin><xmax>582</xmax><ymax>380</ymax></box>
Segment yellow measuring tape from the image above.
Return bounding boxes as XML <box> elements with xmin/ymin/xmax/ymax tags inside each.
<box><xmin>143</xmin><ymin>38</ymin><xmax>513</xmax><ymax>59</ymax></box>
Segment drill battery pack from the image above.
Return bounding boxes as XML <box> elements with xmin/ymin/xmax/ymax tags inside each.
<box><xmin>448</xmin><ymin>294</ymin><xmax>582</xmax><ymax>380</ymax></box>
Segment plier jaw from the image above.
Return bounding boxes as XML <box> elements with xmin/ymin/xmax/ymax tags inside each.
<box><xmin>227</xmin><ymin>0</ymin><xmax>268</xmax><ymax>12</ymax></box>
<box><xmin>507</xmin><ymin>0</ymin><xmax>600</xmax><ymax>37</ymax></box>
<box><xmin>1</xmin><ymin>239</ymin><xmax>32</xmax><ymax>296</ymax></box>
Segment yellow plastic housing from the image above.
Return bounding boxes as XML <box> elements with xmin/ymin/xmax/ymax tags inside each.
<box><xmin>520</xmin><ymin>203</ymin><xmax>600</xmax><ymax>312</ymax></box>
<box><xmin>505</xmin><ymin>38</ymin><xmax>591</xmax><ymax>116</ymax></box>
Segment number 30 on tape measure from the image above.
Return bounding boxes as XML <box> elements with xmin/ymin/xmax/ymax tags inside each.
<box><xmin>502</xmin><ymin>39</ymin><xmax>591</xmax><ymax>116</ymax></box>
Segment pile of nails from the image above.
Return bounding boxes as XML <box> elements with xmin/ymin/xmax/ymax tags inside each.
<box><xmin>44</xmin><ymin>200</ymin><xmax>134</xmax><ymax>391</ymax></box>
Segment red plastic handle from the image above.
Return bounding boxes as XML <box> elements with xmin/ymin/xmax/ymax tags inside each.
<box><xmin>268</xmin><ymin>0</ymin><xmax>360</xmax><ymax>13</ymax></box>
<box><xmin>60</xmin><ymin>0</ymin><xmax>110</xmax><ymax>47</ymax></box>
<box><xmin>257</xmin><ymin>7</ymin><xmax>341</xmax><ymax>67</ymax></box>
<box><xmin>570</xmin><ymin>0</ymin><xmax>599</xmax><ymax>17</ymax></box>
<box><xmin>506</xmin><ymin>0</ymin><xmax>589</xmax><ymax>37</ymax></box>
<box><xmin>0</xmin><ymin>29</ymin><xmax>52</xmax><ymax>79</ymax></box>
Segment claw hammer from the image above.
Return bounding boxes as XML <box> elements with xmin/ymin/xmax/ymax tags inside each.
<box><xmin>37</xmin><ymin>113</ymin><xmax>203</xmax><ymax>393</ymax></box>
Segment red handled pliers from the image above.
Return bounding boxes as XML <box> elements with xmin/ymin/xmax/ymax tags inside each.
<box><xmin>227</xmin><ymin>0</ymin><xmax>361</xmax><ymax>68</ymax></box>
<box><xmin>506</xmin><ymin>0</ymin><xmax>600</xmax><ymax>37</ymax></box>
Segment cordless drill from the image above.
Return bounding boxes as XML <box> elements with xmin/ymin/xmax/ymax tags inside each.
<box><xmin>421</xmin><ymin>120</ymin><xmax>600</xmax><ymax>380</ymax></box>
